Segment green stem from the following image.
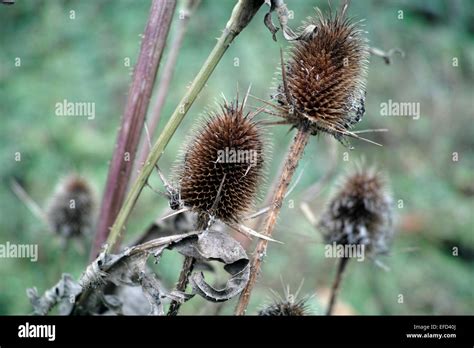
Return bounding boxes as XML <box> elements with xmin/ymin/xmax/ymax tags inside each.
<box><xmin>105</xmin><ymin>0</ymin><xmax>264</xmax><ymax>252</ymax></box>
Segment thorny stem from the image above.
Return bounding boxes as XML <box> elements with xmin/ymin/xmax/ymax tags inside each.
<box><xmin>326</xmin><ymin>256</ymin><xmax>350</xmax><ymax>315</ymax></box>
<box><xmin>134</xmin><ymin>0</ymin><xmax>201</xmax><ymax>179</ymax></box>
<box><xmin>92</xmin><ymin>0</ymin><xmax>177</xmax><ymax>260</ymax></box>
<box><xmin>235</xmin><ymin>127</ymin><xmax>311</xmax><ymax>315</ymax></box>
<box><xmin>105</xmin><ymin>0</ymin><xmax>264</xmax><ymax>254</ymax></box>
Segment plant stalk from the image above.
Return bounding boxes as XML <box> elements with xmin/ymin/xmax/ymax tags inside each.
<box><xmin>91</xmin><ymin>0</ymin><xmax>177</xmax><ymax>260</ymax></box>
<box><xmin>326</xmin><ymin>256</ymin><xmax>350</xmax><ymax>315</ymax></box>
<box><xmin>167</xmin><ymin>255</ymin><xmax>196</xmax><ymax>316</ymax></box>
<box><xmin>134</xmin><ymin>0</ymin><xmax>201</xmax><ymax>179</ymax></box>
<box><xmin>167</xmin><ymin>213</ymin><xmax>209</xmax><ymax>315</ymax></box>
<box><xmin>235</xmin><ymin>127</ymin><xmax>311</xmax><ymax>315</ymax></box>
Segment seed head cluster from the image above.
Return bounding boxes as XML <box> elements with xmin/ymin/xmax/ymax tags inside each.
<box><xmin>318</xmin><ymin>165</ymin><xmax>393</xmax><ymax>255</ymax></box>
<box><xmin>178</xmin><ymin>101</ymin><xmax>265</xmax><ymax>224</ymax></box>
<box><xmin>46</xmin><ymin>175</ymin><xmax>94</xmax><ymax>240</ymax></box>
<box><xmin>275</xmin><ymin>7</ymin><xmax>369</xmax><ymax>141</ymax></box>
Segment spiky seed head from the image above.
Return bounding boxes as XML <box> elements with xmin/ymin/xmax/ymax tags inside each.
<box><xmin>46</xmin><ymin>175</ymin><xmax>95</xmax><ymax>240</ymax></box>
<box><xmin>178</xmin><ymin>100</ymin><xmax>265</xmax><ymax>224</ymax></box>
<box><xmin>318</xmin><ymin>164</ymin><xmax>393</xmax><ymax>256</ymax></box>
<box><xmin>259</xmin><ymin>294</ymin><xmax>310</xmax><ymax>316</ymax></box>
<box><xmin>258</xmin><ymin>282</ymin><xmax>311</xmax><ymax>316</ymax></box>
<box><xmin>275</xmin><ymin>6</ymin><xmax>369</xmax><ymax>141</ymax></box>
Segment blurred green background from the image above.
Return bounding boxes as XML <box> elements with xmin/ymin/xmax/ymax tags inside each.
<box><xmin>0</xmin><ymin>0</ymin><xmax>473</xmax><ymax>315</ymax></box>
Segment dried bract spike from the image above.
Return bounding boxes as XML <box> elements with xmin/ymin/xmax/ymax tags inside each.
<box><xmin>178</xmin><ymin>100</ymin><xmax>265</xmax><ymax>224</ymax></box>
<box><xmin>46</xmin><ymin>175</ymin><xmax>94</xmax><ymax>240</ymax></box>
<box><xmin>276</xmin><ymin>6</ymin><xmax>369</xmax><ymax>141</ymax></box>
<box><xmin>318</xmin><ymin>165</ymin><xmax>393</xmax><ymax>255</ymax></box>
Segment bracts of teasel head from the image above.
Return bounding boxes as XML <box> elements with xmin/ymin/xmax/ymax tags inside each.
<box><xmin>318</xmin><ymin>164</ymin><xmax>394</xmax><ymax>257</ymax></box>
<box><xmin>46</xmin><ymin>175</ymin><xmax>95</xmax><ymax>241</ymax></box>
<box><xmin>174</xmin><ymin>98</ymin><xmax>267</xmax><ymax>228</ymax></box>
<box><xmin>272</xmin><ymin>5</ymin><xmax>369</xmax><ymax>142</ymax></box>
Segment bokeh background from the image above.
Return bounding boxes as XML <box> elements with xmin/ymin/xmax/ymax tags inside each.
<box><xmin>0</xmin><ymin>0</ymin><xmax>473</xmax><ymax>315</ymax></box>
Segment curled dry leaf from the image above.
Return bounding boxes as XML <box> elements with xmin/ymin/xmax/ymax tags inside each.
<box><xmin>170</xmin><ymin>230</ymin><xmax>250</xmax><ymax>302</ymax></box>
<box><xmin>264</xmin><ymin>0</ymin><xmax>297</xmax><ymax>41</ymax></box>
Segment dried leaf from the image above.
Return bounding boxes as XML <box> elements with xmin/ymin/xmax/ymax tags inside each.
<box><xmin>139</xmin><ymin>273</ymin><xmax>165</xmax><ymax>315</ymax></box>
<box><xmin>27</xmin><ymin>274</ymin><xmax>82</xmax><ymax>315</ymax></box>
<box><xmin>264</xmin><ymin>0</ymin><xmax>297</xmax><ymax>41</ymax></box>
<box><xmin>66</xmin><ymin>232</ymin><xmax>199</xmax><ymax>315</ymax></box>
<box><xmin>190</xmin><ymin>265</ymin><xmax>250</xmax><ymax>302</ymax></box>
<box><xmin>171</xmin><ymin>230</ymin><xmax>250</xmax><ymax>302</ymax></box>
<box><xmin>101</xmin><ymin>294</ymin><xmax>123</xmax><ymax>315</ymax></box>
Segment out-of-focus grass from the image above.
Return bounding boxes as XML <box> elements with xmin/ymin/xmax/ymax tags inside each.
<box><xmin>0</xmin><ymin>0</ymin><xmax>472</xmax><ymax>315</ymax></box>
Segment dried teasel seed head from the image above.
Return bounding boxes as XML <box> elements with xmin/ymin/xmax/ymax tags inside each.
<box><xmin>177</xmin><ymin>99</ymin><xmax>265</xmax><ymax>225</ymax></box>
<box><xmin>46</xmin><ymin>175</ymin><xmax>95</xmax><ymax>240</ymax></box>
<box><xmin>258</xmin><ymin>298</ymin><xmax>309</xmax><ymax>316</ymax></box>
<box><xmin>258</xmin><ymin>290</ymin><xmax>310</xmax><ymax>316</ymax></box>
<box><xmin>318</xmin><ymin>164</ymin><xmax>394</xmax><ymax>256</ymax></box>
<box><xmin>275</xmin><ymin>5</ymin><xmax>369</xmax><ymax>141</ymax></box>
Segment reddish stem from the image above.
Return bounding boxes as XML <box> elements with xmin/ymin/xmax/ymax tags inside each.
<box><xmin>91</xmin><ymin>0</ymin><xmax>177</xmax><ymax>260</ymax></box>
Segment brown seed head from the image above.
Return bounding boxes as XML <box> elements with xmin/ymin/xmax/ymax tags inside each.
<box><xmin>178</xmin><ymin>100</ymin><xmax>265</xmax><ymax>225</ymax></box>
<box><xmin>258</xmin><ymin>290</ymin><xmax>310</xmax><ymax>316</ymax></box>
<box><xmin>46</xmin><ymin>175</ymin><xmax>95</xmax><ymax>240</ymax></box>
<box><xmin>318</xmin><ymin>164</ymin><xmax>393</xmax><ymax>255</ymax></box>
<box><xmin>275</xmin><ymin>6</ymin><xmax>369</xmax><ymax>141</ymax></box>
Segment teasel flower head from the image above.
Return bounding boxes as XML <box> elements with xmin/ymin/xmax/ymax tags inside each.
<box><xmin>177</xmin><ymin>97</ymin><xmax>266</xmax><ymax>225</ymax></box>
<box><xmin>274</xmin><ymin>4</ymin><xmax>369</xmax><ymax>142</ymax></box>
<box><xmin>46</xmin><ymin>175</ymin><xmax>95</xmax><ymax>240</ymax></box>
<box><xmin>318</xmin><ymin>164</ymin><xmax>394</xmax><ymax>256</ymax></box>
<box><xmin>258</xmin><ymin>284</ymin><xmax>311</xmax><ymax>316</ymax></box>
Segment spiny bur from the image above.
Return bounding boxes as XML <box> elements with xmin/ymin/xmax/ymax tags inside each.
<box><xmin>318</xmin><ymin>164</ymin><xmax>393</xmax><ymax>255</ymax></box>
<box><xmin>177</xmin><ymin>99</ymin><xmax>265</xmax><ymax>225</ymax></box>
<box><xmin>46</xmin><ymin>175</ymin><xmax>94</xmax><ymax>241</ymax></box>
<box><xmin>259</xmin><ymin>293</ymin><xmax>310</xmax><ymax>316</ymax></box>
<box><xmin>274</xmin><ymin>5</ymin><xmax>369</xmax><ymax>141</ymax></box>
